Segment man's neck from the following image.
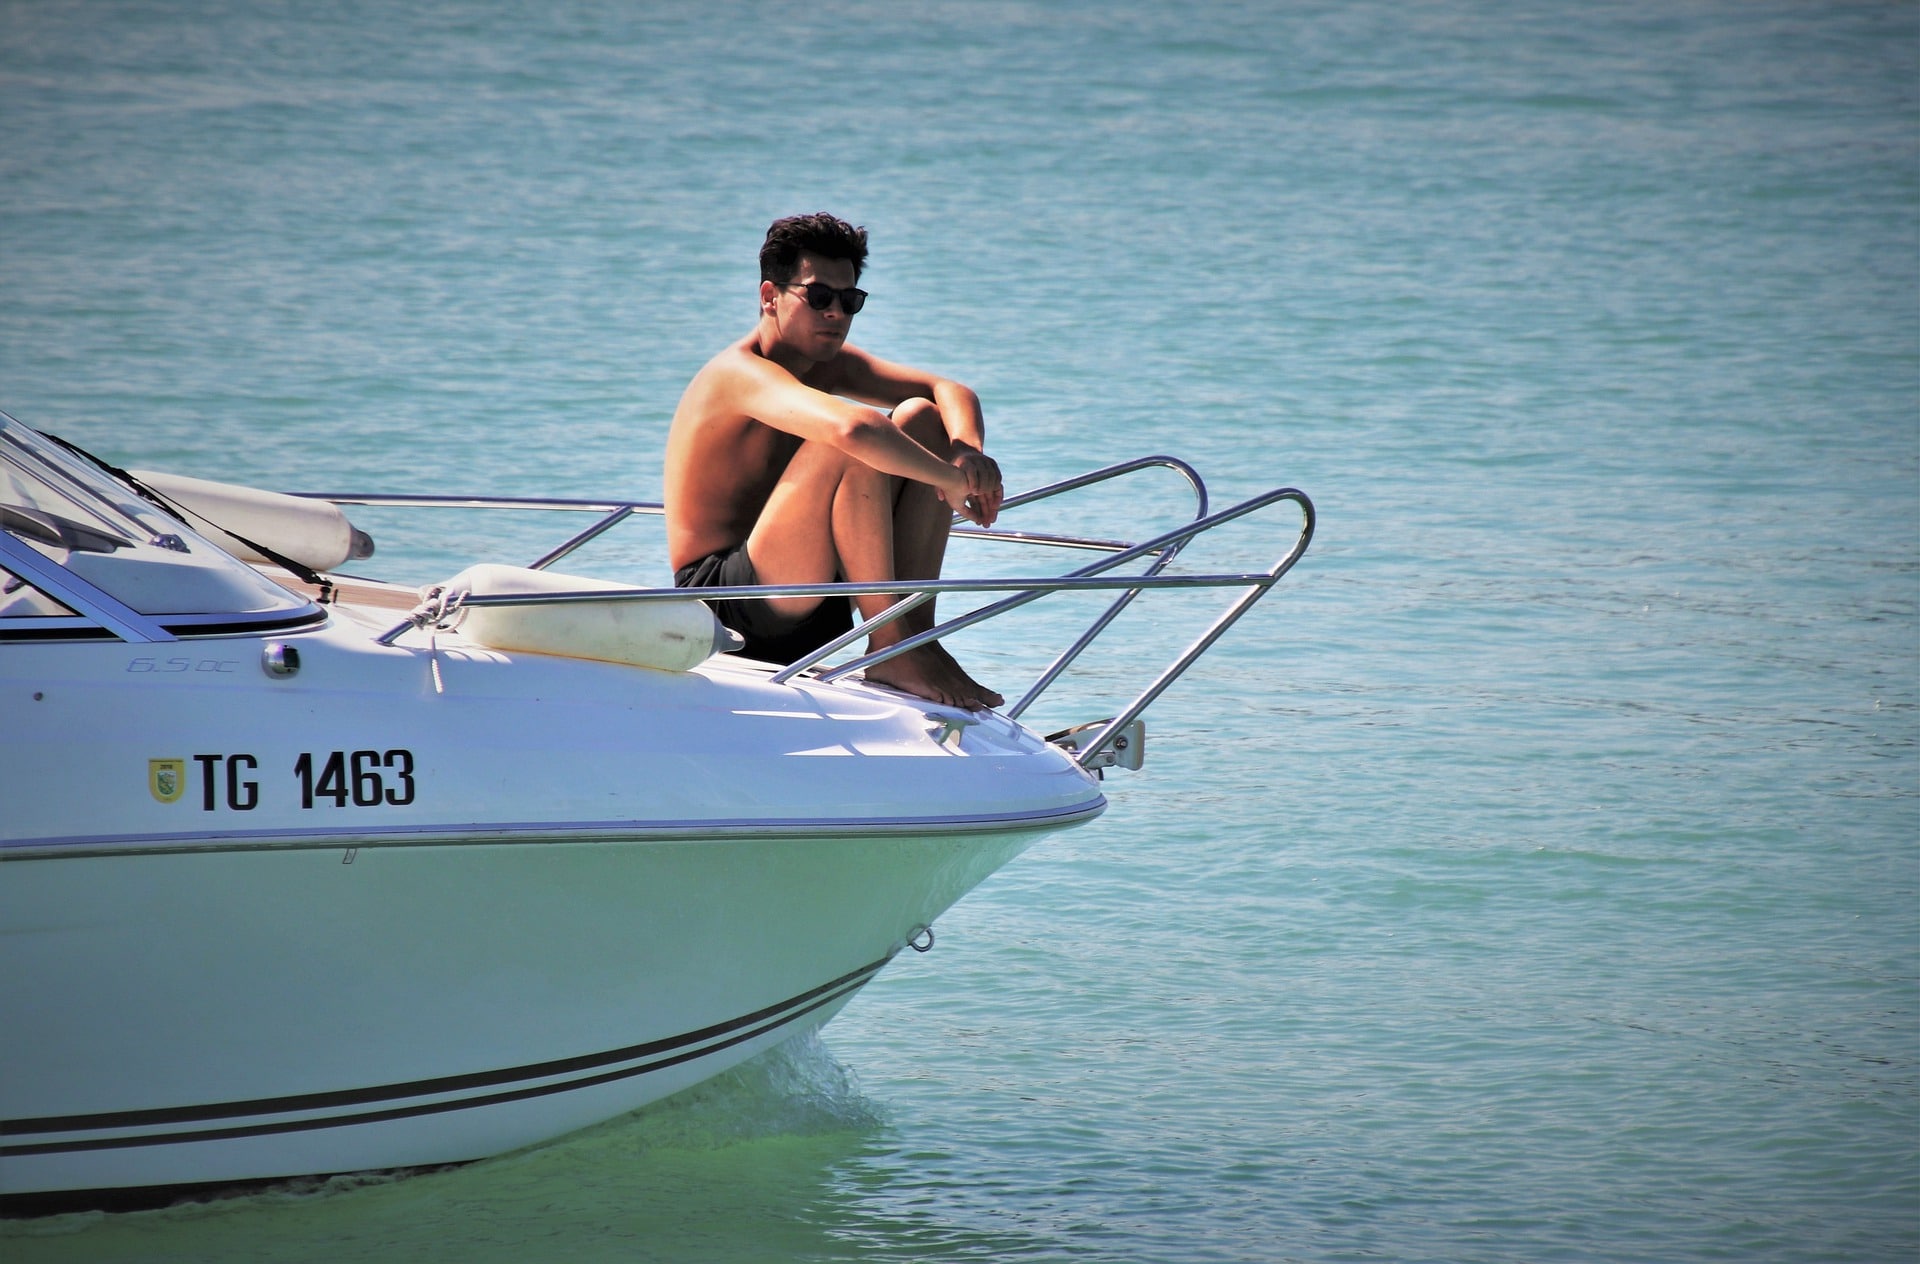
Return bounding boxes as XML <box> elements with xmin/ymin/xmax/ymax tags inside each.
<box><xmin>753</xmin><ymin>318</ymin><xmax>829</xmax><ymax>379</ymax></box>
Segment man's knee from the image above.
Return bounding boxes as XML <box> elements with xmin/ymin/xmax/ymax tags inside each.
<box><xmin>785</xmin><ymin>439</ymin><xmax>891</xmax><ymax>519</ymax></box>
<box><xmin>783</xmin><ymin>437</ymin><xmax>870</xmax><ymax>492</ymax></box>
<box><xmin>892</xmin><ymin>398</ymin><xmax>951</xmax><ymax>453</ymax></box>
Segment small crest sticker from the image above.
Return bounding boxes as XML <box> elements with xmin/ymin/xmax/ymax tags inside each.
<box><xmin>149</xmin><ymin>758</ymin><xmax>186</xmax><ymax>804</ymax></box>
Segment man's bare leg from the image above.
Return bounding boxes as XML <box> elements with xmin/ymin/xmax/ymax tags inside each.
<box><xmin>861</xmin><ymin>401</ymin><xmax>1002</xmax><ymax>708</ymax></box>
<box><xmin>745</xmin><ymin>406</ymin><xmax>1001</xmax><ymax>709</ymax></box>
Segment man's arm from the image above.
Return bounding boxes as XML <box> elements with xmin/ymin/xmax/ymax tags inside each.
<box><xmin>713</xmin><ymin>350</ymin><xmax>979</xmax><ymax>514</ymax></box>
<box><xmin>826</xmin><ymin>347</ymin><xmax>1002</xmax><ymax>525</ymax></box>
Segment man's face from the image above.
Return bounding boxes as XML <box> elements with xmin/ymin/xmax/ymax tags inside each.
<box><xmin>765</xmin><ymin>250</ymin><xmax>859</xmax><ymax>359</ymax></box>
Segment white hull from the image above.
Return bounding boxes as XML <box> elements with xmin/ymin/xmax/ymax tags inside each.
<box><xmin>1</xmin><ymin>825</ymin><xmax>1049</xmax><ymax>1196</ymax></box>
<box><xmin>1</xmin><ymin>419</ymin><xmax>1311</xmax><ymax>1205</ymax></box>
<box><xmin>1</xmin><ymin>613</ymin><xmax>1103</xmax><ymax>1200</ymax></box>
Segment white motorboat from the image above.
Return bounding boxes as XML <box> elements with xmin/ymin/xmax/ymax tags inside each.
<box><xmin>0</xmin><ymin>411</ymin><xmax>1312</xmax><ymax>1211</ymax></box>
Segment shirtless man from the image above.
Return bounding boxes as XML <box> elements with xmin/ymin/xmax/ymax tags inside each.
<box><xmin>664</xmin><ymin>213</ymin><xmax>1004</xmax><ymax>710</ymax></box>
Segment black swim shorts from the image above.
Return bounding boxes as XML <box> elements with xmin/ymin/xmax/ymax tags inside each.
<box><xmin>673</xmin><ymin>543</ymin><xmax>854</xmax><ymax>666</ymax></box>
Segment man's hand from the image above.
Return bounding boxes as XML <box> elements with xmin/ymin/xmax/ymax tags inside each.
<box><xmin>945</xmin><ymin>446</ymin><xmax>1002</xmax><ymax>528</ymax></box>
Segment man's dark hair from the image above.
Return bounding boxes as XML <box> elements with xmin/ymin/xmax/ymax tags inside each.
<box><xmin>760</xmin><ymin>212</ymin><xmax>869</xmax><ymax>285</ymax></box>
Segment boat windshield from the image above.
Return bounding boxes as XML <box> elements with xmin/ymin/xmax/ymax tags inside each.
<box><xmin>0</xmin><ymin>416</ymin><xmax>322</xmax><ymax>632</ymax></box>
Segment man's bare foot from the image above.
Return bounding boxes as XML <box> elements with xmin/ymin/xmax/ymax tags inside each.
<box><xmin>863</xmin><ymin>639</ymin><xmax>1004</xmax><ymax>711</ymax></box>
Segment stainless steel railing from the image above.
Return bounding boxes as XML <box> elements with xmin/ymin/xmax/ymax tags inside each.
<box><xmin>317</xmin><ymin>457</ymin><xmax>1313</xmax><ymax>770</ymax></box>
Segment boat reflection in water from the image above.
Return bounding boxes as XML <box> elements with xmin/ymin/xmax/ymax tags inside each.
<box><xmin>0</xmin><ymin>411</ymin><xmax>1312</xmax><ymax>1211</ymax></box>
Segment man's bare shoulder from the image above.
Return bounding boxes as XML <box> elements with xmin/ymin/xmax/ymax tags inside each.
<box><xmin>685</xmin><ymin>334</ymin><xmax>838</xmax><ymax>414</ymax></box>
<box><xmin>677</xmin><ymin>334</ymin><xmax>770</xmax><ymax>411</ymax></box>
<box><xmin>675</xmin><ymin>334</ymin><xmax>871</xmax><ymax>428</ymax></box>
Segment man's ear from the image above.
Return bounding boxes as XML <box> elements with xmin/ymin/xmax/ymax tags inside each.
<box><xmin>759</xmin><ymin>279</ymin><xmax>778</xmax><ymax>313</ymax></box>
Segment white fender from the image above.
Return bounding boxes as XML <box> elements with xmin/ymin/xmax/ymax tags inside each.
<box><xmin>436</xmin><ymin>563</ymin><xmax>743</xmax><ymax>672</ymax></box>
<box><xmin>132</xmin><ymin>469</ymin><xmax>371</xmax><ymax>572</ymax></box>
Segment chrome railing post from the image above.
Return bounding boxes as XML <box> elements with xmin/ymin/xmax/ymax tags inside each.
<box><xmin>1064</xmin><ymin>488</ymin><xmax>1314</xmax><ymax>768</ymax></box>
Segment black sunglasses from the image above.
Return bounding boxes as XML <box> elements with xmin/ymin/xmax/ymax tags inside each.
<box><xmin>780</xmin><ymin>281</ymin><xmax>867</xmax><ymax>315</ymax></box>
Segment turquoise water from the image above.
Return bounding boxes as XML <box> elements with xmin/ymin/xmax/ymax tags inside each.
<box><xmin>3</xmin><ymin>1</ymin><xmax>1916</xmax><ymax>1260</ymax></box>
